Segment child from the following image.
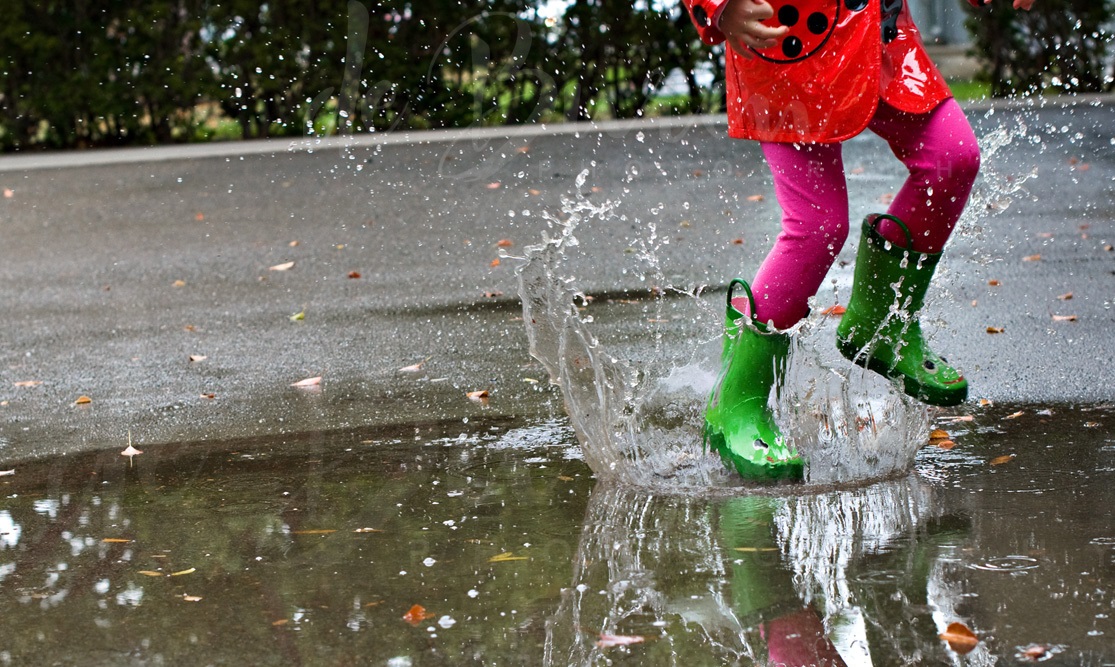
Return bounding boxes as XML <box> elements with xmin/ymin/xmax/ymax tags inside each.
<box><xmin>686</xmin><ymin>0</ymin><xmax>1036</xmax><ymax>481</ymax></box>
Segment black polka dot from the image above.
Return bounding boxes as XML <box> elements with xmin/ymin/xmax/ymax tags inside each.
<box><xmin>778</xmin><ymin>5</ymin><xmax>799</xmax><ymax>27</ymax></box>
<box><xmin>845</xmin><ymin>0</ymin><xmax>868</xmax><ymax>10</ymax></box>
<box><xmin>807</xmin><ymin>12</ymin><xmax>828</xmax><ymax>35</ymax></box>
<box><xmin>782</xmin><ymin>36</ymin><xmax>803</xmax><ymax>59</ymax></box>
<box><xmin>692</xmin><ymin>5</ymin><xmax>709</xmax><ymax>26</ymax></box>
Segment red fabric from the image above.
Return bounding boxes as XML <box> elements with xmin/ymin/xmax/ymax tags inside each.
<box><xmin>682</xmin><ymin>0</ymin><xmax>952</xmax><ymax>143</ymax></box>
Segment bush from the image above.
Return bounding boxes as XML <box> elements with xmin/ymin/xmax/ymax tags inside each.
<box><xmin>964</xmin><ymin>0</ymin><xmax>1115</xmax><ymax>97</ymax></box>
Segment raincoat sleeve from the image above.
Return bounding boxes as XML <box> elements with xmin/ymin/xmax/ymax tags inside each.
<box><xmin>682</xmin><ymin>0</ymin><xmax>730</xmax><ymax>45</ymax></box>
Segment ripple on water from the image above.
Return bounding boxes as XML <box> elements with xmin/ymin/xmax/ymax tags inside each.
<box><xmin>967</xmin><ymin>555</ymin><xmax>1040</xmax><ymax>572</ymax></box>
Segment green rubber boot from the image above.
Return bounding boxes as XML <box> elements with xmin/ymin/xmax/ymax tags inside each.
<box><xmin>836</xmin><ymin>214</ymin><xmax>968</xmax><ymax>407</ymax></box>
<box><xmin>704</xmin><ymin>279</ymin><xmax>804</xmax><ymax>482</ymax></box>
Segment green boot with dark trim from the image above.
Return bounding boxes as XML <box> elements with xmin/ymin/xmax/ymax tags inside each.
<box><xmin>836</xmin><ymin>214</ymin><xmax>968</xmax><ymax>407</ymax></box>
<box><xmin>704</xmin><ymin>279</ymin><xmax>804</xmax><ymax>482</ymax></box>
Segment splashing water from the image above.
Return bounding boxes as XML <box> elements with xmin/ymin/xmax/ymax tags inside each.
<box><xmin>515</xmin><ymin>170</ymin><xmax>929</xmax><ymax>490</ymax></box>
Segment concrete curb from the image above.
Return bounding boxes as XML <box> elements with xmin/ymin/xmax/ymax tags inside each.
<box><xmin>1</xmin><ymin>93</ymin><xmax>1113</xmax><ymax>173</ymax></box>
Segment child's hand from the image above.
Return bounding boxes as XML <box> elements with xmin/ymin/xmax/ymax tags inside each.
<box><xmin>718</xmin><ymin>0</ymin><xmax>789</xmax><ymax>59</ymax></box>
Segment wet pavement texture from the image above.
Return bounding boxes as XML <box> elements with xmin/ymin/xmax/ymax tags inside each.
<box><xmin>1</xmin><ymin>405</ymin><xmax>1114</xmax><ymax>665</ymax></box>
<box><xmin>1</xmin><ymin>101</ymin><xmax>1115</xmax><ymax>665</ymax></box>
<box><xmin>1</xmin><ymin>101</ymin><xmax>1114</xmax><ymax>461</ymax></box>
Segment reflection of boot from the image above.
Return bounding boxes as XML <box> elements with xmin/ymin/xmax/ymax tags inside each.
<box><xmin>836</xmin><ymin>214</ymin><xmax>968</xmax><ymax>407</ymax></box>
<box><xmin>762</xmin><ymin>607</ymin><xmax>849</xmax><ymax>667</ymax></box>
<box><xmin>704</xmin><ymin>279</ymin><xmax>804</xmax><ymax>482</ymax></box>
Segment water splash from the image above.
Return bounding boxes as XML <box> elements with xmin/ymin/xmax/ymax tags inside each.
<box><xmin>515</xmin><ymin>170</ymin><xmax>929</xmax><ymax>490</ymax></box>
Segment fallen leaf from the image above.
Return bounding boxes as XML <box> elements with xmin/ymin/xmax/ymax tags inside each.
<box><xmin>821</xmin><ymin>304</ymin><xmax>846</xmax><ymax>317</ymax></box>
<box><xmin>943</xmin><ymin>415</ymin><xmax>975</xmax><ymax>423</ymax></box>
<box><xmin>986</xmin><ymin>326</ymin><xmax>1005</xmax><ymax>334</ymax></box>
<box><xmin>746</xmin><ymin>194</ymin><xmax>764</xmax><ymax>202</ymax></box>
<box><xmin>292</xmin><ymin>529</ymin><xmax>337</xmax><ymax>535</ymax></box>
<box><xmin>200</xmin><ymin>393</ymin><xmax>216</xmax><ymax>400</ymax></box>
<box><xmin>486</xmin><ymin>182</ymin><xmax>501</xmax><ymax>189</ymax></box>
<box><xmin>182</xmin><ymin>595</ymin><xmax>203</xmax><ymax>602</ymax></box>
<box><xmin>979</xmin><ymin>398</ymin><xmax>993</xmax><ymax>407</ymax></box>
<box><xmin>1085</xmin><ymin>421</ymin><xmax>1100</xmax><ymax>428</ymax></box>
<box><xmin>170</xmin><ymin>568</ymin><xmax>196</xmax><ymax>577</ymax></box>
<box><xmin>496</xmin><ymin>239</ymin><xmax>513</xmax><ymax>248</ymax></box>
<box><xmin>1022</xmin><ymin>254</ymin><xmax>1042</xmax><ymax>262</ymax></box>
<box><xmin>398</xmin><ymin>359</ymin><xmax>429</xmax><ymax>373</ymax></box>
<box><xmin>557</xmin><ymin>475</ymin><xmax>574</xmax><ymax>481</ymax></box>
<box><xmin>172</xmin><ymin>280</ymin><xmax>187</xmax><ymax>287</ymax></box>
<box><xmin>528</xmin><ymin>189</ymin><xmax>541</xmax><ymax>196</ymax></box>
<box><xmin>14</xmin><ymin>381</ymin><xmax>42</xmax><ymax>387</ymax></box>
<box><xmin>188</xmin><ymin>355</ymin><xmax>207</xmax><ymax>363</ymax></box>
<box><xmin>272</xmin><ymin>619</ymin><xmax>291</xmax><ymax>626</ymax></box>
<box><xmin>597</xmin><ymin>633</ymin><xmax>645</xmax><ymax>648</ymax></box>
<box><xmin>467</xmin><ymin>390</ymin><xmax>490</xmax><ymax>402</ymax></box>
<box><xmin>353</xmin><ymin>528</ymin><xmax>383</xmax><ymax>533</ymax></box>
<box><xmin>940</xmin><ymin>622</ymin><xmax>979</xmax><ymax>655</ymax></box>
<box><xmin>488</xmin><ymin>552</ymin><xmax>528</xmax><ymax>562</ymax></box>
<box><xmin>270</xmin><ymin>261</ymin><xmax>295</xmax><ymax>272</ymax></box>
<box><xmin>289</xmin><ymin>310</ymin><xmax>305</xmax><ymax>321</ymax></box>
<box><xmin>730</xmin><ymin>238</ymin><xmax>744</xmax><ymax>245</ymax></box>
<box><xmin>347</xmin><ymin>271</ymin><xmax>362</xmax><ymax>279</ymax></box>
<box><xmin>138</xmin><ymin>570</ymin><xmax>164</xmax><ymax>577</ymax></box>
<box><xmin>289</xmin><ymin>240</ymin><xmax>300</xmax><ymax>247</ymax></box>
<box><xmin>0</xmin><ymin>469</ymin><xmax>14</xmax><ymax>476</ymax></box>
<box><xmin>1052</xmin><ymin>314</ymin><xmax>1078</xmax><ymax>322</ymax></box>
<box><xmin>184</xmin><ymin>325</ymin><xmax>197</xmax><ymax>332</ymax></box>
<box><xmin>291</xmin><ymin>376</ymin><xmax>322</xmax><ymax>388</ymax></box>
<box><xmin>402</xmin><ymin>604</ymin><xmax>434</xmax><ymax>625</ymax></box>
<box><xmin>516</xmin><ymin>145</ymin><xmax>530</xmax><ymax>154</ymax></box>
<box><xmin>1018</xmin><ymin>644</ymin><xmax>1050</xmax><ymax>661</ymax></box>
<box><xmin>1105</xmin><ymin>245</ymin><xmax>1114</xmax><ymax>252</ymax></box>
<box><xmin>988</xmin><ymin>279</ymin><xmax>1002</xmax><ymax>287</ymax></box>
<box><xmin>121</xmin><ymin>444</ymin><xmax>143</xmax><ymax>458</ymax></box>
<box><xmin>990</xmin><ymin>454</ymin><xmax>1016</xmax><ymax>466</ymax></box>
<box><xmin>75</xmin><ymin>395</ymin><xmax>93</xmax><ymax>405</ymax></box>
<box><xmin>490</xmin><ymin>258</ymin><xmax>501</xmax><ymax>268</ymax></box>
<box><xmin>1005</xmin><ymin>411</ymin><xmax>1025</xmax><ymax>419</ymax></box>
<box><xmin>935</xmin><ymin>440</ymin><xmax>957</xmax><ymax>450</ymax></box>
<box><xmin>929</xmin><ymin>429</ymin><xmax>951</xmax><ymax>441</ymax></box>
<box><xmin>1056</xmin><ymin>292</ymin><xmax>1073</xmax><ymax>301</ymax></box>
<box><xmin>102</xmin><ymin>538</ymin><xmax>131</xmax><ymax>544</ymax></box>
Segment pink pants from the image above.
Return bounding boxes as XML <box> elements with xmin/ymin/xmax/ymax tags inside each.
<box><xmin>749</xmin><ymin>98</ymin><xmax>981</xmax><ymax>329</ymax></box>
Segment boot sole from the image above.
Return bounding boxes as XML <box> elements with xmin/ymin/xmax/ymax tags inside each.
<box><xmin>837</xmin><ymin>336</ymin><xmax>968</xmax><ymax>407</ymax></box>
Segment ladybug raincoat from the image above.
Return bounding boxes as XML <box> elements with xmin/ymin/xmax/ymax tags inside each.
<box><xmin>683</xmin><ymin>0</ymin><xmax>953</xmax><ymax>143</ymax></box>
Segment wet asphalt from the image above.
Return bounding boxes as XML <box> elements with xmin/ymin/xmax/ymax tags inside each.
<box><xmin>1</xmin><ymin>98</ymin><xmax>1113</xmax><ymax>463</ymax></box>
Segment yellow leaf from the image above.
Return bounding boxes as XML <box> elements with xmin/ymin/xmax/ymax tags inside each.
<box><xmin>182</xmin><ymin>595</ymin><xmax>203</xmax><ymax>602</ymax></box>
<box><xmin>170</xmin><ymin>568</ymin><xmax>196</xmax><ymax>577</ymax></box>
<box><xmin>102</xmin><ymin>538</ymin><xmax>131</xmax><ymax>544</ymax></box>
<box><xmin>986</xmin><ymin>326</ymin><xmax>1005</xmax><ymax>334</ymax></box>
<box><xmin>289</xmin><ymin>310</ymin><xmax>305</xmax><ymax>321</ymax></box>
<box><xmin>489</xmin><ymin>552</ymin><xmax>528</xmax><ymax>563</ymax></box>
<box><xmin>928</xmin><ymin>429</ymin><xmax>950</xmax><ymax>441</ymax></box>
<box><xmin>292</xmin><ymin>529</ymin><xmax>337</xmax><ymax>535</ymax></box>
<box><xmin>990</xmin><ymin>454</ymin><xmax>1016</xmax><ymax>466</ymax></box>
<box><xmin>940</xmin><ymin>622</ymin><xmax>979</xmax><ymax>655</ymax></box>
<box><xmin>74</xmin><ymin>395</ymin><xmax>92</xmax><ymax>405</ymax></box>
<box><xmin>172</xmin><ymin>279</ymin><xmax>187</xmax><ymax>287</ymax></box>
<box><xmin>138</xmin><ymin>570</ymin><xmax>164</xmax><ymax>577</ymax></box>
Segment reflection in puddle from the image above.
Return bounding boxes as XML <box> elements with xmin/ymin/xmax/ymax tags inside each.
<box><xmin>1</xmin><ymin>407</ymin><xmax>1114</xmax><ymax>665</ymax></box>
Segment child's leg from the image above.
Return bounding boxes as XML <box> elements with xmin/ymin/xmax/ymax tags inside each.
<box><xmin>867</xmin><ymin>98</ymin><xmax>981</xmax><ymax>253</ymax></box>
<box><xmin>749</xmin><ymin>142</ymin><xmax>850</xmax><ymax>330</ymax></box>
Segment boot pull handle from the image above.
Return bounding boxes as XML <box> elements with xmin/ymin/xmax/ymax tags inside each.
<box><xmin>727</xmin><ymin>278</ymin><xmax>757</xmax><ymax>317</ymax></box>
<box><xmin>870</xmin><ymin>214</ymin><xmax>914</xmax><ymax>250</ymax></box>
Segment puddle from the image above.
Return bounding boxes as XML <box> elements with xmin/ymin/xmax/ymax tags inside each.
<box><xmin>2</xmin><ymin>405</ymin><xmax>1114</xmax><ymax>665</ymax></box>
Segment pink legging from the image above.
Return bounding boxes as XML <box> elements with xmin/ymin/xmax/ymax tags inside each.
<box><xmin>749</xmin><ymin>98</ymin><xmax>981</xmax><ymax>329</ymax></box>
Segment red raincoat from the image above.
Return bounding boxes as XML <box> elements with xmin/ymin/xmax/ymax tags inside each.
<box><xmin>683</xmin><ymin>0</ymin><xmax>952</xmax><ymax>143</ymax></box>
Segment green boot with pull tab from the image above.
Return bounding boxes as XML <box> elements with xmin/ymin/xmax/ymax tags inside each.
<box><xmin>704</xmin><ymin>279</ymin><xmax>804</xmax><ymax>483</ymax></box>
<box><xmin>836</xmin><ymin>214</ymin><xmax>968</xmax><ymax>407</ymax></box>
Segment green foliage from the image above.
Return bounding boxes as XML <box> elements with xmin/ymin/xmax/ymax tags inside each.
<box><xmin>0</xmin><ymin>0</ymin><xmax>721</xmax><ymax>150</ymax></box>
<box><xmin>963</xmin><ymin>0</ymin><xmax>1115</xmax><ymax>97</ymax></box>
